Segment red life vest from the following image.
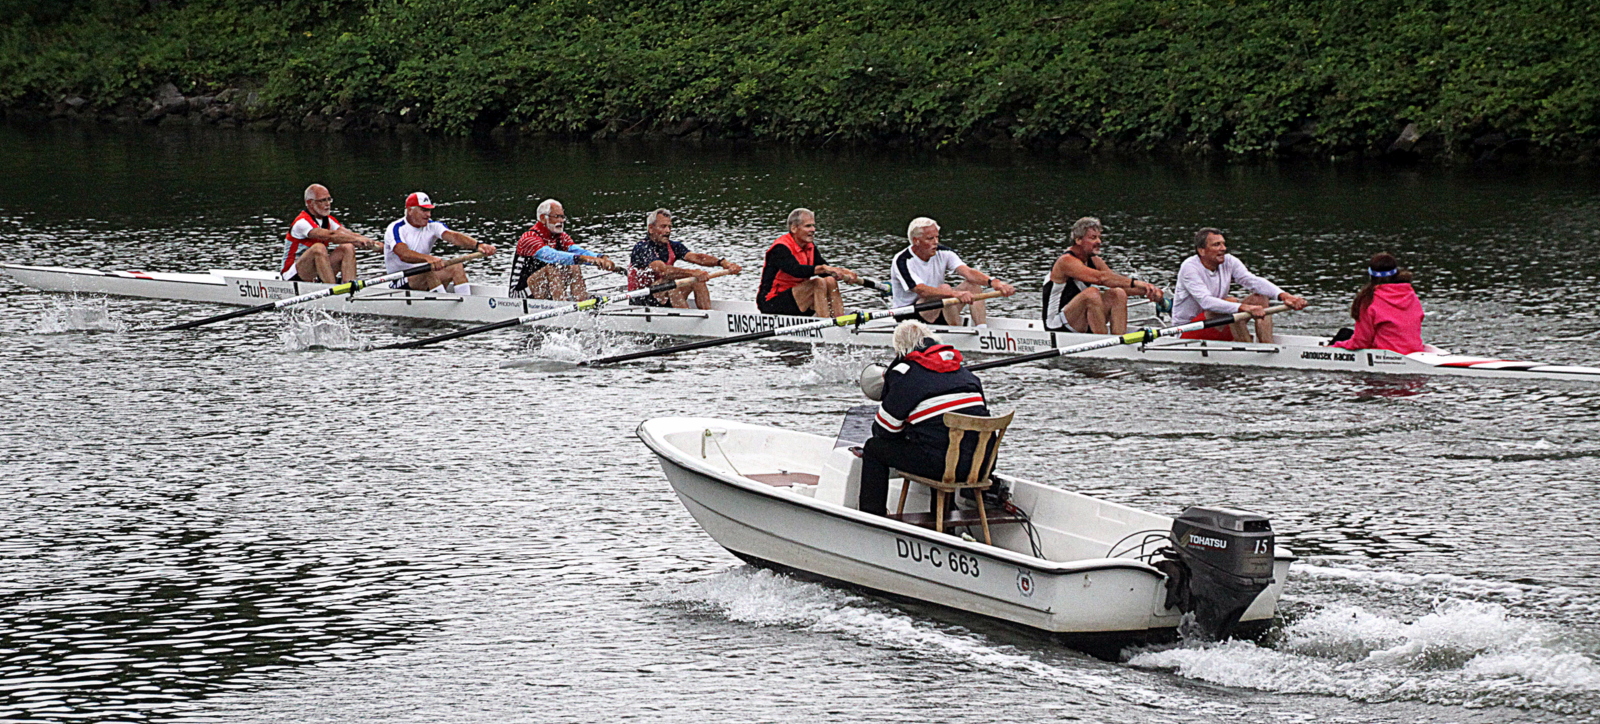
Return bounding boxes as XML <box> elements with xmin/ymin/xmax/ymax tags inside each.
<box><xmin>764</xmin><ymin>232</ymin><xmax>815</xmax><ymax>301</ymax></box>
<box><xmin>281</xmin><ymin>211</ymin><xmax>342</xmax><ymax>275</ymax></box>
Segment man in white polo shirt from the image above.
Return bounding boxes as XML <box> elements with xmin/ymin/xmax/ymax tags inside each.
<box><xmin>384</xmin><ymin>192</ymin><xmax>496</xmax><ymax>292</ymax></box>
<box><xmin>888</xmin><ymin>217</ymin><xmax>1015</xmax><ymax>325</ymax></box>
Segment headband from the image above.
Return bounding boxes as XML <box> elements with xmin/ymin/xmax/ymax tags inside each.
<box><xmin>1368</xmin><ymin>268</ymin><xmax>1398</xmax><ymax>278</ymax></box>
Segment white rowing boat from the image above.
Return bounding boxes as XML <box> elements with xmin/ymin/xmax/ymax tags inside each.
<box><xmin>7</xmin><ymin>262</ymin><xmax>1600</xmax><ymax>381</ymax></box>
<box><xmin>639</xmin><ymin>415</ymin><xmax>1294</xmax><ymax>650</ymax></box>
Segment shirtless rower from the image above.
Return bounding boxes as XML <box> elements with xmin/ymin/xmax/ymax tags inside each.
<box><xmin>1173</xmin><ymin>227</ymin><xmax>1307</xmax><ymax>343</ymax></box>
<box><xmin>889</xmin><ymin>216</ymin><xmax>1015</xmax><ymax>326</ymax></box>
<box><xmin>1042</xmin><ymin>216</ymin><xmax>1163</xmax><ymax>334</ymax></box>
<box><xmin>383</xmin><ymin>192</ymin><xmax>496</xmax><ymax>291</ymax></box>
<box><xmin>281</xmin><ymin>184</ymin><xmax>380</xmax><ymax>283</ymax></box>
<box><xmin>508</xmin><ymin>199</ymin><xmax>616</xmax><ymax>300</ymax></box>
<box><xmin>628</xmin><ymin>209</ymin><xmax>740</xmax><ymax>309</ymax></box>
<box><xmin>756</xmin><ymin>208</ymin><xmax>860</xmax><ymax>318</ymax></box>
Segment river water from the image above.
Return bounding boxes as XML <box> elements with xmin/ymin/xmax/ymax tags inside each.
<box><xmin>2</xmin><ymin>121</ymin><xmax>1598</xmax><ymax>723</ymax></box>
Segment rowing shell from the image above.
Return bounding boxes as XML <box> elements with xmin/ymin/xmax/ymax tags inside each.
<box><xmin>6</xmin><ymin>263</ymin><xmax>1600</xmax><ymax>382</ymax></box>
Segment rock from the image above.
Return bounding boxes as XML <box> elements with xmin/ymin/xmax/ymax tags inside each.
<box><xmin>1388</xmin><ymin>122</ymin><xmax>1423</xmax><ymax>153</ymax></box>
<box><xmin>276</xmin><ymin>118</ymin><xmax>298</xmax><ymax>133</ymax></box>
<box><xmin>664</xmin><ymin>117</ymin><xmax>702</xmax><ymax>137</ymax></box>
<box><xmin>1473</xmin><ymin>132</ymin><xmax>1508</xmax><ymax>148</ymax></box>
<box><xmin>64</xmin><ymin>96</ymin><xmax>87</xmax><ymax>109</ymax></box>
<box><xmin>158</xmin><ymin>113</ymin><xmax>187</xmax><ymax>126</ymax></box>
<box><xmin>187</xmin><ymin>95</ymin><xmax>214</xmax><ymax>112</ymax></box>
<box><xmin>154</xmin><ymin>82</ymin><xmax>183</xmax><ymax>107</ymax></box>
<box><xmin>243</xmin><ymin>119</ymin><xmax>276</xmax><ymax>131</ymax></box>
<box><xmin>213</xmin><ymin>88</ymin><xmax>237</xmax><ymax>104</ymax></box>
<box><xmin>216</xmin><ymin>118</ymin><xmax>237</xmax><ymax>129</ymax></box>
<box><xmin>301</xmin><ymin>113</ymin><xmax>327</xmax><ymax>131</ymax></box>
<box><xmin>327</xmin><ymin>116</ymin><xmax>349</xmax><ymax>133</ymax></box>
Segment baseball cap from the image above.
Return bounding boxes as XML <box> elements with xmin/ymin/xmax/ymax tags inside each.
<box><xmin>405</xmin><ymin>192</ymin><xmax>435</xmax><ymax>209</ymax></box>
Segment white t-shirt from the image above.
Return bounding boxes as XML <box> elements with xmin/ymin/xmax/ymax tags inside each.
<box><xmin>889</xmin><ymin>245</ymin><xmax>965</xmax><ymax>307</ymax></box>
<box><xmin>384</xmin><ymin>218</ymin><xmax>452</xmax><ymax>274</ymax></box>
<box><xmin>1171</xmin><ymin>254</ymin><xmax>1284</xmax><ymax>322</ymax></box>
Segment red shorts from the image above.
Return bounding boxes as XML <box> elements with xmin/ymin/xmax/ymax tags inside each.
<box><xmin>1180</xmin><ymin>312</ymin><xmax>1234</xmax><ymax>341</ymax></box>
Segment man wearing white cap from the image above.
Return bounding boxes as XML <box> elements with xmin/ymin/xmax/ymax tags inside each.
<box><xmin>889</xmin><ymin>216</ymin><xmax>1015</xmax><ymax>326</ymax></box>
<box><xmin>383</xmin><ymin>192</ymin><xmax>496</xmax><ymax>291</ymax></box>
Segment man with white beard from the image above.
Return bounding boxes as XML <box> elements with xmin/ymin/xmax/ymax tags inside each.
<box><xmin>508</xmin><ymin>198</ymin><xmax>617</xmax><ymax>299</ymax></box>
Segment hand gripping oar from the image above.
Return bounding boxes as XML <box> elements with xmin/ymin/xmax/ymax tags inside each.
<box><xmin>967</xmin><ymin>304</ymin><xmax>1292</xmax><ymax>372</ymax></box>
<box><xmin>161</xmin><ymin>251</ymin><xmax>486</xmax><ymax>331</ymax></box>
<box><xmin>378</xmin><ymin>268</ymin><xmax>736</xmax><ymax>350</ymax></box>
<box><xmin>581</xmin><ymin>290</ymin><xmax>1006</xmax><ymax>366</ymax></box>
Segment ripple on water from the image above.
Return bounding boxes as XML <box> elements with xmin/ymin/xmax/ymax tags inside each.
<box><xmin>29</xmin><ymin>295</ymin><xmax>125</xmax><ymax>334</ymax></box>
<box><xmin>278</xmin><ymin>309</ymin><xmax>365</xmax><ymax>351</ymax></box>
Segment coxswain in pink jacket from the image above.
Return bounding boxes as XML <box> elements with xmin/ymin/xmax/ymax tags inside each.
<box><xmin>1332</xmin><ymin>283</ymin><xmax>1424</xmax><ymax>354</ymax></box>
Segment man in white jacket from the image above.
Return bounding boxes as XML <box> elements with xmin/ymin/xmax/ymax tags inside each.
<box><xmin>1172</xmin><ymin>228</ymin><xmax>1307</xmax><ymax>344</ymax></box>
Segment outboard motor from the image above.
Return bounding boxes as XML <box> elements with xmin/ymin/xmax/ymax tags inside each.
<box><xmin>1155</xmin><ymin>506</ymin><xmax>1275</xmax><ymax>639</ymax></box>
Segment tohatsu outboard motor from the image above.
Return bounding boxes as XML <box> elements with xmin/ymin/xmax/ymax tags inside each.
<box><xmin>1154</xmin><ymin>506</ymin><xmax>1275</xmax><ymax>640</ymax></box>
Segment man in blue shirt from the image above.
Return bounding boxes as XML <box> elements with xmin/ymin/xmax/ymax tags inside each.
<box><xmin>627</xmin><ymin>209</ymin><xmax>740</xmax><ymax>308</ymax></box>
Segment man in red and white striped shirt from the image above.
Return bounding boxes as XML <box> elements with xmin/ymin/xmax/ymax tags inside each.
<box><xmin>858</xmin><ymin>320</ymin><xmax>990</xmax><ymax>517</ymax></box>
<box><xmin>281</xmin><ymin>184</ymin><xmax>379</xmax><ymax>283</ymax></box>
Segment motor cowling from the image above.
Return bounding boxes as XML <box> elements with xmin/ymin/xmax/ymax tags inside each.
<box><xmin>1158</xmin><ymin>505</ymin><xmax>1275</xmax><ymax>639</ymax></box>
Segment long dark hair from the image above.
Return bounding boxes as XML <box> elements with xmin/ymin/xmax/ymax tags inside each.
<box><xmin>1350</xmin><ymin>252</ymin><xmax>1414</xmax><ymax>320</ymax></box>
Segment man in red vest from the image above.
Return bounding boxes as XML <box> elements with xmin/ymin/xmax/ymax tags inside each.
<box><xmin>281</xmin><ymin>184</ymin><xmax>379</xmax><ymax>283</ymax></box>
<box><xmin>756</xmin><ymin>208</ymin><xmax>861</xmax><ymax>318</ymax></box>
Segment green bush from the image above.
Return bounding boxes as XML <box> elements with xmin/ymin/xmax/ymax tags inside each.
<box><xmin>2</xmin><ymin>0</ymin><xmax>1596</xmax><ymax>160</ymax></box>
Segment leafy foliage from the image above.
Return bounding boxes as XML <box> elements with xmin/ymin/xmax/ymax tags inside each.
<box><xmin>3</xmin><ymin>0</ymin><xmax>1596</xmax><ymax>158</ymax></box>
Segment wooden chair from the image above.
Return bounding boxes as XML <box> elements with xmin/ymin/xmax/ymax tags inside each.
<box><xmin>893</xmin><ymin>410</ymin><xmax>1014</xmax><ymax>544</ymax></box>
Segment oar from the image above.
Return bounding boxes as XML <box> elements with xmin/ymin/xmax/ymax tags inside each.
<box><xmin>581</xmin><ymin>290</ymin><xmax>1006</xmax><ymax>366</ymax></box>
<box><xmin>854</xmin><ymin>276</ymin><xmax>892</xmax><ymax>297</ymax></box>
<box><xmin>967</xmin><ymin>304</ymin><xmax>1292</xmax><ymax>372</ymax></box>
<box><xmin>378</xmin><ymin>268</ymin><xmax>736</xmax><ymax>350</ymax></box>
<box><xmin>161</xmin><ymin>252</ymin><xmax>486</xmax><ymax>331</ymax></box>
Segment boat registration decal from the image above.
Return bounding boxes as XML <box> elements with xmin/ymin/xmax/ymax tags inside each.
<box><xmin>726</xmin><ymin>312</ymin><xmax>824</xmax><ymax>338</ymax></box>
<box><xmin>1016</xmin><ymin>569</ymin><xmax>1034</xmax><ymax>597</ymax></box>
<box><xmin>895</xmin><ymin>537</ymin><xmax>980</xmax><ymax>578</ymax></box>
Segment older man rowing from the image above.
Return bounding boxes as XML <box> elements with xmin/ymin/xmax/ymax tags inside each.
<box><xmin>889</xmin><ymin>216</ymin><xmax>1015</xmax><ymax>326</ymax></box>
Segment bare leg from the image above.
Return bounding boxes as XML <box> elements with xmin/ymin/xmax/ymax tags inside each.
<box><xmin>820</xmin><ymin>277</ymin><xmax>843</xmax><ymax>317</ymax></box>
<box><xmin>329</xmin><ymin>243</ymin><xmax>358</xmax><ymax>283</ymax></box>
<box><xmin>566</xmin><ymin>267</ymin><xmax>588</xmax><ymax>299</ymax></box>
<box><xmin>1105</xmin><ymin>286</ymin><xmax>1130</xmax><ymax>334</ymax></box>
<box><xmin>690</xmin><ymin>280</ymin><xmax>710</xmax><ymax>309</ymax></box>
<box><xmin>957</xmin><ymin>280</ymin><xmax>987</xmax><ymax>325</ymax></box>
<box><xmin>525</xmin><ymin>266</ymin><xmax>566</xmax><ymax>299</ymax></box>
<box><xmin>295</xmin><ymin>244</ymin><xmax>337</xmax><ymax>284</ymax></box>
<box><xmin>665</xmin><ymin>288</ymin><xmax>689</xmax><ymax>308</ymax></box>
<box><xmin>1245</xmin><ymin>293</ymin><xmax>1273</xmax><ymax>343</ymax></box>
<box><xmin>1065</xmin><ymin>291</ymin><xmax>1108</xmax><ymax>334</ymax></box>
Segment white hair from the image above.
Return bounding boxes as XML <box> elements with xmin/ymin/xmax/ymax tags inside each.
<box><xmin>537</xmin><ymin>198</ymin><xmax>563</xmax><ymax>219</ymax></box>
<box><xmin>1071</xmin><ymin>216</ymin><xmax>1103</xmax><ymax>241</ymax></box>
<box><xmin>645</xmin><ymin>208</ymin><xmax>671</xmax><ymax>227</ymax></box>
<box><xmin>786</xmin><ymin>207</ymin><xmax>814</xmax><ymax>230</ymax></box>
<box><xmin>907</xmin><ymin>216</ymin><xmax>940</xmax><ymax>243</ymax></box>
<box><xmin>892</xmin><ymin>320</ymin><xmax>938</xmax><ymax>356</ymax></box>
<box><xmin>303</xmin><ymin>184</ymin><xmax>324</xmax><ymax>201</ymax></box>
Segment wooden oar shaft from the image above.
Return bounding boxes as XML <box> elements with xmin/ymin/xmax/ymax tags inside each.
<box><xmin>969</xmin><ymin>304</ymin><xmax>1292</xmax><ymax>372</ymax></box>
<box><xmin>161</xmin><ymin>251</ymin><xmax>485</xmax><ymax>331</ymax></box>
<box><xmin>378</xmin><ymin>267</ymin><xmax>735</xmax><ymax>350</ymax></box>
<box><xmin>582</xmin><ymin>290</ymin><xmax>1003</xmax><ymax>366</ymax></box>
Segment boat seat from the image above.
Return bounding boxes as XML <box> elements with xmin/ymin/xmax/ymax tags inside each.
<box><xmin>894</xmin><ymin>410</ymin><xmax>1014</xmax><ymax>545</ymax></box>
<box><xmin>746</xmin><ymin>472</ymin><xmax>821</xmax><ymax>487</ymax></box>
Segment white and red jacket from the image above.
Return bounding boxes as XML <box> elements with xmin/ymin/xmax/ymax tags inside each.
<box><xmin>281</xmin><ymin>211</ymin><xmax>344</xmax><ymax>279</ymax></box>
<box><xmin>871</xmin><ymin>341</ymin><xmax>989</xmax><ymax>453</ymax></box>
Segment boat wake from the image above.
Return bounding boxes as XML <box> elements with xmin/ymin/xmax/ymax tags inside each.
<box><xmin>1128</xmin><ymin>564</ymin><xmax>1600</xmax><ymax>716</ymax></box>
<box><xmin>279</xmin><ymin>309</ymin><xmax>364</xmax><ymax>351</ymax></box>
<box><xmin>32</xmin><ymin>295</ymin><xmax>124</xmax><ymax>334</ymax></box>
<box><xmin>652</xmin><ymin>567</ymin><xmax>1200</xmax><ymax>709</ymax></box>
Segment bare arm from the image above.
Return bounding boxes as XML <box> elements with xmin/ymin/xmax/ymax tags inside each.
<box><xmin>306</xmin><ymin>226</ymin><xmax>379</xmax><ymax>249</ymax></box>
<box><xmin>682</xmin><ymin>252</ymin><xmax>740</xmax><ymax>274</ymax></box>
<box><xmin>953</xmin><ymin>265</ymin><xmax>1016</xmax><ymax>296</ymax></box>
<box><xmin>441</xmin><ymin>229</ymin><xmax>495</xmax><ymax>255</ymax></box>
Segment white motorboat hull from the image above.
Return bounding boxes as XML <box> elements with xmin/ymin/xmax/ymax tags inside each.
<box><xmin>639</xmin><ymin>417</ymin><xmax>1294</xmax><ymax>642</ymax></box>
<box><xmin>9</xmin><ymin>262</ymin><xmax>1600</xmax><ymax>381</ymax></box>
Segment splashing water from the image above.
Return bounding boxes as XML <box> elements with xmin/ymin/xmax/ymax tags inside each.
<box><xmin>502</xmin><ymin>327</ymin><xmax>649</xmax><ymax>368</ymax></box>
<box><xmin>32</xmin><ymin>295</ymin><xmax>124</xmax><ymax>333</ymax></box>
<box><xmin>279</xmin><ymin>308</ymin><xmax>363</xmax><ymax>351</ymax></box>
<box><xmin>1127</xmin><ymin>599</ymin><xmax>1600</xmax><ymax>714</ymax></box>
<box><xmin>795</xmin><ymin>343</ymin><xmax>885</xmax><ymax>386</ymax></box>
